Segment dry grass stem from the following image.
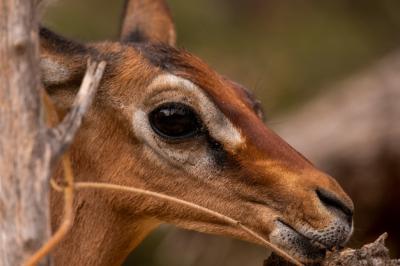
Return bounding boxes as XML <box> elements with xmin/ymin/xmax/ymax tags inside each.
<box><xmin>24</xmin><ymin>155</ymin><xmax>75</xmax><ymax>266</ymax></box>
<box><xmin>24</xmin><ymin>59</ymin><xmax>105</xmax><ymax>266</ymax></box>
<box><xmin>47</xmin><ymin>59</ymin><xmax>106</xmax><ymax>161</ymax></box>
<box><xmin>26</xmin><ymin>58</ymin><xmax>301</xmax><ymax>266</ymax></box>
<box><xmin>72</xmin><ymin>181</ymin><xmax>303</xmax><ymax>266</ymax></box>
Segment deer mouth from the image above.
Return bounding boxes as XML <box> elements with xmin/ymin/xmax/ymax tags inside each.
<box><xmin>269</xmin><ymin>219</ymin><xmax>329</xmax><ymax>263</ymax></box>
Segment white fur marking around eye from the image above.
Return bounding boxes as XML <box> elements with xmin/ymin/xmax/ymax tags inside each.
<box><xmin>144</xmin><ymin>74</ymin><xmax>244</xmax><ymax>150</ymax></box>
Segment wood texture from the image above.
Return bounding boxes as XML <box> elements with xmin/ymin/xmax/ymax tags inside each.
<box><xmin>0</xmin><ymin>1</ymin><xmax>106</xmax><ymax>264</ymax></box>
<box><xmin>23</xmin><ymin>60</ymin><xmax>106</xmax><ymax>266</ymax></box>
<box><xmin>322</xmin><ymin>234</ymin><xmax>400</xmax><ymax>266</ymax></box>
<box><xmin>0</xmin><ymin>1</ymin><xmax>50</xmax><ymax>265</ymax></box>
<box><xmin>264</xmin><ymin>234</ymin><xmax>400</xmax><ymax>266</ymax></box>
<box><xmin>47</xmin><ymin>60</ymin><xmax>107</xmax><ymax>163</ymax></box>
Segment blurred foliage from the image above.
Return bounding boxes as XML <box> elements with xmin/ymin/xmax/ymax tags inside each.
<box><xmin>43</xmin><ymin>1</ymin><xmax>400</xmax><ymax>265</ymax></box>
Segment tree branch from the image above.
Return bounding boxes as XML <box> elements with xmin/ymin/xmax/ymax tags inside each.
<box><xmin>47</xmin><ymin>59</ymin><xmax>106</xmax><ymax>161</ymax></box>
<box><xmin>68</xmin><ymin>181</ymin><xmax>302</xmax><ymax>266</ymax></box>
<box><xmin>23</xmin><ymin>59</ymin><xmax>106</xmax><ymax>266</ymax></box>
<box><xmin>0</xmin><ymin>0</ymin><xmax>48</xmax><ymax>265</ymax></box>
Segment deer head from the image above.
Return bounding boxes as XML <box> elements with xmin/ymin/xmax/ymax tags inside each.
<box><xmin>42</xmin><ymin>0</ymin><xmax>354</xmax><ymax>265</ymax></box>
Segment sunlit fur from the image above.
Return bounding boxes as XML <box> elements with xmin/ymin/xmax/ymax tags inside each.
<box><xmin>42</xmin><ymin>1</ymin><xmax>354</xmax><ymax>265</ymax></box>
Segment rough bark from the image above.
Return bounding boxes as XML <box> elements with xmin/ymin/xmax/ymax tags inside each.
<box><xmin>0</xmin><ymin>1</ymin><xmax>106</xmax><ymax>264</ymax></box>
<box><xmin>264</xmin><ymin>234</ymin><xmax>400</xmax><ymax>266</ymax></box>
<box><xmin>0</xmin><ymin>1</ymin><xmax>50</xmax><ymax>265</ymax></box>
<box><xmin>322</xmin><ymin>234</ymin><xmax>400</xmax><ymax>266</ymax></box>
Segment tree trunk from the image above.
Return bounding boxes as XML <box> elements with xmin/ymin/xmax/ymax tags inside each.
<box><xmin>0</xmin><ymin>0</ymin><xmax>52</xmax><ymax>265</ymax></box>
<box><xmin>0</xmin><ymin>1</ymin><xmax>106</xmax><ymax>265</ymax></box>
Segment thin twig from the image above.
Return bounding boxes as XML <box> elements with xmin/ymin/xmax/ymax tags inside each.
<box><xmin>24</xmin><ymin>154</ymin><xmax>75</xmax><ymax>266</ymax></box>
<box><xmin>24</xmin><ymin>59</ymin><xmax>106</xmax><ymax>266</ymax></box>
<box><xmin>28</xmin><ymin>58</ymin><xmax>301</xmax><ymax>266</ymax></box>
<box><xmin>70</xmin><ymin>181</ymin><xmax>303</xmax><ymax>266</ymax></box>
<box><xmin>47</xmin><ymin>59</ymin><xmax>106</xmax><ymax>161</ymax></box>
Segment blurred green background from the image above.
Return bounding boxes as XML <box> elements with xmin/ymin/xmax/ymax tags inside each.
<box><xmin>43</xmin><ymin>1</ymin><xmax>400</xmax><ymax>265</ymax></box>
<box><xmin>44</xmin><ymin>0</ymin><xmax>400</xmax><ymax>116</ymax></box>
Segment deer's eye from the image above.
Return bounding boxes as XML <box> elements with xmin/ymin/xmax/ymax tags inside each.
<box><xmin>149</xmin><ymin>102</ymin><xmax>202</xmax><ymax>140</ymax></box>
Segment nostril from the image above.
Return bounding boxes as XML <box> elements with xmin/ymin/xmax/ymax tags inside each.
<box><xmin>316</xmin><ymin>188</ymin><xmax>353</xmax><ymax>225</ymax></box>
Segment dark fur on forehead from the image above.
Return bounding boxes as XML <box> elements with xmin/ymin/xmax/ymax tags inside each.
<box><xmin>40</xmin><ymin>29</ymin><xmax>264</xmax><ymax>118</ymax></box>
<box><xmin>134</xmin><ymin>42</ymin><xmax>196</xmax><ymax>72</ymax></box>
<box><xmin>135</xmin><ymin>43</ymin><xmax>265</xmax><ymax>120</ymax></box>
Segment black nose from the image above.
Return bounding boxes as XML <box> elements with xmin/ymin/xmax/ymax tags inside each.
<box><xmin>316</xmin><ymin>188</ymin><xmax>353</xmax><ymax>225</ymax></box>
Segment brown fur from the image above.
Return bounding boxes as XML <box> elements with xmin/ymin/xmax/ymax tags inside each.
<box><xmin>120</xmin><ymin>0</ymin><xmax>176</xmax><ymax>45</ymax></box>
<box><xmin>42</xmin><ymin>1</ymin><xmax>354</xmax><ymax>265</ymax></box>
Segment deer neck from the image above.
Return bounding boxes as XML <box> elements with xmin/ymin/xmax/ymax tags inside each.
<box><xmin>50</xmin><ymin>176</ymin><xmax>159</xmax><ymax>265</ymax></box>
<box><xmin>50</xmin><ymin>157</ymin><xmax>160</xmax><ymax>266</ymax></box>
<box><xmin>48</xmin><ymin>90</ymin><xmax>162</xmax><ymax>265</ymax></box>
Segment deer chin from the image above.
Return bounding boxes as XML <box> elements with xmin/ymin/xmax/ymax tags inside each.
<box><xmin>269</xmin><ymin>220</ymin><xmax>328</xmax><ymax>263</ymax></box>
<box><xmin>269</xmin><ymin>218</ymin><xmax>353</xmax><ymax>263</ymax></box>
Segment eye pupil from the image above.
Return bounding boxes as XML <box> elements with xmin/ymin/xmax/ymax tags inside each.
<box><xmin>149</xmin><ymin>103</ymin><xmax>201</xmax><ymax>139</ymax></box>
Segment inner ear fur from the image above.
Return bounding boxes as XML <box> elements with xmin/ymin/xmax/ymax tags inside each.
<box><xmin>40</xmin><ymin>27</ymin><xmax>90</xmax><ymax>87</ymax></box>
<box><xmin>119</xmin><ymin>0</ymin><xmax>176</xmax><ymax>46</ymax></box>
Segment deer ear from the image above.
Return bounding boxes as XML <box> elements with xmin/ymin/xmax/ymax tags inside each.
<box><xmin>119</xmin><ymin>0</ymin><xmax>176</xmax><ymax>46</ymax></box>
<box><xmin>39</xmin><ymin>28</ymin><xmax>89</xmax><ymax>86</ymax></box>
